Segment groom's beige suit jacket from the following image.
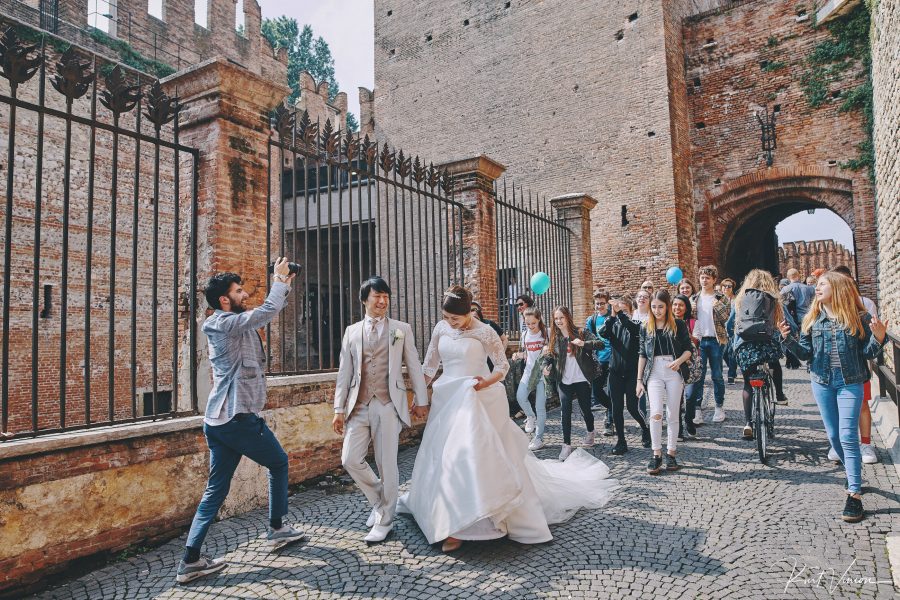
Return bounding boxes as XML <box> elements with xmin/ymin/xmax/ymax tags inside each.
<box><xmin>333</xmin><ymin>319</ymin><xmax>429</xmax><ymax>426</ymax></box>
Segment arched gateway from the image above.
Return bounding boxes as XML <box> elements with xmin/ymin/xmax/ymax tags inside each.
<box><xmin>700</xmin><ymin>167</ymin><xmax>874</xmax><ymax>297</ymax></box>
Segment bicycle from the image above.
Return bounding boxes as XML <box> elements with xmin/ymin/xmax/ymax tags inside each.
<box><xmin>748</xmin><ymin>363</ymin><xmax>776</xmax><ymax>464</ymax></box>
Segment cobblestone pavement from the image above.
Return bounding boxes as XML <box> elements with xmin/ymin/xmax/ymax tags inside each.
<box><xmin>30</xmin><ymin>371</ymin><xmax>900</xmax><ymax>599</ymax></box>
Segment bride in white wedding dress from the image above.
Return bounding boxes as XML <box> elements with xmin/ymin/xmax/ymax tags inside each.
<box><xmin>398</xmin><ymin>286</ymin><xmax>619</xmax><ymax>552</ymax></box>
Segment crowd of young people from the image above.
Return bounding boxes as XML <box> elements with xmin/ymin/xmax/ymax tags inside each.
<box><xmin>505</xmin><ymin>263</ymin><xmax>889</xmax><ymax>523</ymax></box>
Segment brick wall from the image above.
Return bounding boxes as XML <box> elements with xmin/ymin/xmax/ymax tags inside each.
<box><xmin>871</xmin><ymin>0</ymin><xmax>900</xmax><ymax>333</ymax></box>
<box><xmin>373</xmin><ymin>0</ymin><xmax>693</xmax><ymax>298</ymax></box>
<box><xmin>0</xmin><ymin>374</ymin><xmax>426</xmax><ymax>596</ymax></box>
<box><xmin>683</xmin><ymin>0</ymin><xmax>876</xmax><ymax>296</ymax></box>
<box><xmin>777</xmin><ymin>239</ymin><xmax>854</xmax><ymax>278</ymax></box>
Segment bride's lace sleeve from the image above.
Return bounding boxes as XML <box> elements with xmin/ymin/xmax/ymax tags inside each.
<box><xmin>473</xmin><ymin>322</ymin><xmax>509</xmax><ymax>378</ymax></box>
<box><xmin>422</xmin><ymin>321</ymin><xmax>445</xmax><ymax>378</ymax></box>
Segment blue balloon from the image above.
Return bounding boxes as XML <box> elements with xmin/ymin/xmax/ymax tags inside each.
<box><xmin>666</xmin><ymin>266</ymin><xmax>683</xmax><ymax>285</ymax></box>
<box><xmin>530</xmin><ymin>272</ymin><xmax>551</xmax><ymax>295</ymax></box>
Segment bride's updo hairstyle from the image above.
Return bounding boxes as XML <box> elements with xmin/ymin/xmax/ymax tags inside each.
<box><xmin>442</xmin><ymin>285</ymin><xmax>473</xmax><ymax>316</ymax></box>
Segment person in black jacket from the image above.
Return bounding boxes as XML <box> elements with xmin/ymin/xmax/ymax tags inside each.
<box><xmin>542</xmin><ymin>306</ymin><xmax>604</xmax><ymax>461</ymax></box>
<box><xmin>597</xmin><ymin>295</ymin><xmax>650</xmax><ymax>455</ymax></box>
<box><xmin>636</xmin><ymin>290</ymin><xmax>693</xmax><ymax>474</ymax></box>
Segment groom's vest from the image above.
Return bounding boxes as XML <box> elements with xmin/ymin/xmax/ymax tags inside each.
<box><xmin>358</xmin><ymin>326</ymin><xmax>391</xmax><ymax>406</ymax></box>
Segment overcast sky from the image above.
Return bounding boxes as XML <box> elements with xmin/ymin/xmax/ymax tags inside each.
<box><xmin>256</xmin><ymin>0</ymin><xmax>374</xmax><ymax>119</ymax></box>
<box><xmin>254</xmin><ymin>0</ymin><xmax>852</xmax><ymax>252</ymax></box>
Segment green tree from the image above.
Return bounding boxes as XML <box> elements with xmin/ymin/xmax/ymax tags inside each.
<box><xmin>262</xmin><ymin>17</ymin><xmax>358</xmax><ymax>131</ymax></box>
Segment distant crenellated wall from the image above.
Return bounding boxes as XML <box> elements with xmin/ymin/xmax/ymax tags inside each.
<box><xmin>777</xmin><ymin>239</ymin><xmax>855</xmax><ymax>279</ymax></box>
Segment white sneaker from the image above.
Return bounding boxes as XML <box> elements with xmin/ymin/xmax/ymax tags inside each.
<box><xmin>524</xmin><ymin>416</ymin><xmax>536</xmax><ymax>433</ymax></box>
<box><xmin>828</xmin><ymin>447</ymin><xmax>841</xmax><ymax>463</ymax></box>
<box><xmin>583</xmin><ymin>431</ymin><xmax>595</xmax><ymax>447</ymax></box>
<box><xmin>712</xmin><ymin>407</ymin><xmax>726</xmax><ymax>423</ymax></box>
<box><xmin>528</xmin><ymin>436</ymin><xmax>545</xmax><ymax>451</ymax></box>
<box><xmin>559</xmin><ymin>444</ymin><xmax>573</xmax><ymax>461</ymax></box>
<box><xmin>693</xmin><ymin>411</ymin><xmax>705</xmax><ymax>425</ymax></box>
<box><xmin>364</xmin><ymin>523</ymin><xmax>393</xmax><ymax>544</ymax></box>
<box><xmin>860</xmin><ymin>444</ymin><xmax>878</xmax><ymax>464</ymax></box>
<box><xmin>366</xmin><ymin>508</ymin><xmax>381</xmax><ymax>528</ymax></box>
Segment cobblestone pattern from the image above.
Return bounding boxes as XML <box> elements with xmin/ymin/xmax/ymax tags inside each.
<box><xmin>28</xmin><ymin>372</ymin><xmax>900</xmax><ymax>599</ymax></box>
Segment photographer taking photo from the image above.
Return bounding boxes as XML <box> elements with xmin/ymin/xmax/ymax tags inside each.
<box><xmin>177</xmin><ymin>258</ymin><xmax>305</xmax><ymax>584</ymax></box>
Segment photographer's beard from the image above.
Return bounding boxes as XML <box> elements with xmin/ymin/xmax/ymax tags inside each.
<box><xmin>226</xmin><ymin>292</ymin><xmax>248</xmax><ymax>314</ymax></box>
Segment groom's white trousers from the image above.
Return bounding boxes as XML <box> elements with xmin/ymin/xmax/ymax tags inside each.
<box><xmin>341</xmin><ymin>399</ymin><xmax>402</xmax><ymax>526</ymax></box>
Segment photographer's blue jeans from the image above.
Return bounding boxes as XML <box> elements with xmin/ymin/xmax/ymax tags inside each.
<box><xmin>186</xmin><ymin>413</ymin><xmax>289</xmax><ymax>550</ymax></box>
<box><xmin>516</xmin><ymin>377</ymin><xmax>547</xmax><ymax>439</ymax></box>
<box><xmin>691</xmin><ymin>337</ymin><xmax>725</xmax><ymax>408</ymax></box>
<box><xmin>810</xmin><ymin>368</ymin><xmax>863</xmax><ymax>494</ymax></box>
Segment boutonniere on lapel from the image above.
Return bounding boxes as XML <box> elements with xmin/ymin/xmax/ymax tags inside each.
<box><xmin>390</xmin><ymin>328</ymin><xmax>404</xmax><ymax>346</ymax></box>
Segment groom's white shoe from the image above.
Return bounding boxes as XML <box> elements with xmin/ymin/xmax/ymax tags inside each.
<box><xmin>366</xmin><ymin>508</ymin><xmax>381</xmax><ymax>528</ymax></box>
<box><xmin>364</xmin><ymin>523</ymin><xmax>393</xmax><ymax>544</ymax></box>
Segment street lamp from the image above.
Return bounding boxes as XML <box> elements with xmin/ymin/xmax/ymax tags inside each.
<box><xmin>756</xmin><ymin>106</ymin><xmax>777</xmax><ymax>167</ymax></box>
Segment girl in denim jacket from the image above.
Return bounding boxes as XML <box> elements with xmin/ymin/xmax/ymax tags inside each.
<box><xmin>779</xmin><ymin>272</ymin><xmax>888</xmax><ymax>523</ymax></box>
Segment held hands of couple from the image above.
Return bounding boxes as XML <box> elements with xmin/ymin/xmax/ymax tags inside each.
<box><xmin>411</xmin><ymin>405</ymin><xmax>430</xmax><ymax>419</ymax></box>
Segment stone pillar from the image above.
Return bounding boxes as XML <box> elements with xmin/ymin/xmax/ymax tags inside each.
<box><xmin>441</xmin><ymin>155</ymin><xmax>506</xmax><ymax>321</ymax></box>
<box><xmin>162</xmin><ymin>58</ymin><xmax>290</xmax><ymax>409</ymax></box>
<box><xmin>551</xmin><ymin>193</ymin><xmax>598</xmax><ymax>326</ymax></box>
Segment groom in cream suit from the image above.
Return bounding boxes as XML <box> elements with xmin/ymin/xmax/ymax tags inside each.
<box><xmin>333</xmin><ymin>276</ymin><xmax>429</xmax><ymax>543</ymax></box>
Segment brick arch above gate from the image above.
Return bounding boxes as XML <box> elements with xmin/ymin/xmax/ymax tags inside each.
<box><xmin>699</xmin><ymin>167</ymin><xmax>856</xmax><ymax>270</ymax></box>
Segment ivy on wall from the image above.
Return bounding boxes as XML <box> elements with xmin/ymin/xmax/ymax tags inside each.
<box><xmin>801</xmin><ymin>2</ymin><xmax>874</xmax><ymax>179</ymax></box>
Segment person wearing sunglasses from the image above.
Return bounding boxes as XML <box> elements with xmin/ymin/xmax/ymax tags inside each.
<box><xmin>515</xmin><ymin>294</ymin><xmax>535</xmax><ymax>339</ymax></box>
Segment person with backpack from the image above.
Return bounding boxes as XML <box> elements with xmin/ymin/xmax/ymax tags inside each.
<box><xmin>586</xmin><ymin>291</ymin><xmax>614</xmax><ymax>435</ymax></box>
<box><xmin>727</xmin><ymin>269</ymin><xmax>786</xmax><ymax>441</ymax></box>
<box><xmin>779</xmin><ymin>272</ymin><xmax>888</xmax><ymax>522</ymax></box>
<box><xmin>597</xmin><ymin>295</ymin><xmax>650</xmax><ymax>455</ymax></box>
<box><xmin>542</xmin><ymin>306</ymin><xmax>605</xmax><ymax>461</ymax></box>
<box><xmin>636</xmin><ymin>290</ymin><xmax>693</xmax><ymax>474</ymax></box>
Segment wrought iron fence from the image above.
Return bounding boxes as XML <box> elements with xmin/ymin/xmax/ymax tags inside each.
<box><xmin>872</xmin><ymin>330</ymin><xmax>899</xmax><ymax>425</ymax></box>
<box><xmin>266</xmin><ymin>107</ymin><xmax>466</xmax><ymax>374</ymax></box>
<box><xmin>0</xmin><ymin>27</ymin><xmax>199</xmax><ymax>439</ymax></box>
<box><xmin>494</xmin><ymin>181</ymin><xmax>572</xmax><ymax>339</ymax></box>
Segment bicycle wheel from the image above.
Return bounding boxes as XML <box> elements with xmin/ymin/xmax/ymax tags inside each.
<box><xmin>755</xmin><ymin>387</ymin><xmax>767</xmax><ymax>463</ymax></box>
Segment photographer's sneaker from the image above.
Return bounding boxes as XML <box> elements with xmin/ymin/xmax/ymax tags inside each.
<box><xmin>524</xmin><ymin>416</ymin><xmax>536</xmax><ymax>434</ymax></box>
<box><xmin>266</xmin><ymin>524</ymin><xmax>305</xmax><ymax>548</ymax></box>
<box><xmin>176</xmin><ymin>555</ymin><xmax>227</xmax><ymax>584</ymax></box>
<box><xmin>860</xmin><ymin>444</ymin><xmax>878</xmax><ymax>464</ymax></box>
<box><xmin>712</xmin><ymin>407</ymin><xmax>726</xmax><ymax>423</ymax></box>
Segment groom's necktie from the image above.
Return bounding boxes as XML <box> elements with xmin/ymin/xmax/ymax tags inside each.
<box><xmin>365</xmin><ymin>316</ymin><xmax>383</xmax><ymax>342</ymax></box>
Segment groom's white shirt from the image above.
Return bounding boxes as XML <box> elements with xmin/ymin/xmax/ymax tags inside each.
<box><xmin>333</xmin><ymin>318</ymin><xmax>428</xmax><ymax>426</ymax></box>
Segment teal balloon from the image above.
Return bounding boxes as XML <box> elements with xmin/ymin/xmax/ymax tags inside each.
<box><xmin>666</xmin><ymin>266</ymin><xmax>683</xmax><ymax>285</ymax></box>
<box><xmin>530</xmin><ymin>272</ymin><xmax>551</xmax><ymax>295</ymax></box>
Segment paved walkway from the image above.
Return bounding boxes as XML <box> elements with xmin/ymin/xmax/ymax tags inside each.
<box><xmin>30</xmin><ymin>372</ymin><xmax>900</xmax><ymax>599</ymax></box>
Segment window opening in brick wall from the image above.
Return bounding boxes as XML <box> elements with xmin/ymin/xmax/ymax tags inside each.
<box><xmin>87</xmin><ymin>0</ymin><xmax>116</xmax><ymax>35</ymax></box>
<box><xmin>695</xmin><ymin>122</ymin><xmax>705</xmax><ymax>129</ymax></box>
<box><xmin>40</xmin><ymin>284</ymin><xmax>52</xmax><ymax>318</ymax></box>
<box><xmin>389</xmin><ymin>48</ymin><xmax>396</xmax><ymax>56</ymax></box>
<box><xmin>505</xmin><ymin>2</ymin><xmax>511</xmax><ymax>9</ymax></box>
<box><xmin>235</xmin><ymin>0</ymin><xmax>246</xmax><ymax>35</ymax></box>
<box><xmin>194</xmin><ymin>0</ymin><xmax>208</xmax><ymax>28</ymax></box>
<box><xmin>628</xmin><ymin>12</ymin><xmax>638</xmax><ymax>22</ymax></box>
<box><xmin>693</xmin><ymin>77</ymin><xmax>701</xmax><ymax>87</ymax></box>
<box><xmin>615</xmin><ymin>30</ymin><xmax>624</xmax><ymax>41</ymax></box>
<box><xmin>387</xmin><ymin>9</ymin><xmax>393</xmax><ymax>16</ymax></box>
<box><xmin>142</xmin><ymin>390</ymin><xmax>173</xmax><ymax>415</ymax></box>
<box><xmin>148</xmin><ymin>0</ymin><xmax>164</xmax><ymax>21</ymax></box>
<box><xmin>463</xmin><ymin>19</ymin><xmax>470</xmax><ymax>26</ymax></box>
<box><xmin>425</xmin><ymin>33</ymin><xmax>432</xmax><ymax>42</ymax></box>
<box><xmin>773</xmin><ymin>104</ymin><xmax>781</xmax><ymax>113</ymax></box>
<box><xmin>621</xmin><ymin>205</ymin><xmax>629</xmax><ymax>227</ymax></box>
<box><xmin>647</xmin><ymin>131</ymin><xmax>655</xmax><ymax>137</ymax></box>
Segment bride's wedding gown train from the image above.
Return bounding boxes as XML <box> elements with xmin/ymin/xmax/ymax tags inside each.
<box><xmin>398</xmin><ymin>320</ymin><xmax>619</xmax><ymax>545</ymax></box>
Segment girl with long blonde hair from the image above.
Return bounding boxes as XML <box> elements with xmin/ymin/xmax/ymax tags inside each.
<box><xmin>728</xmin><ymin>269</ymin><xmax>786</xmax><ymax>441</ymax></box>
<box><xmin>780</xmin><ymin>271</ymin><xmax>888</xmax><ymax>523</ymax></box>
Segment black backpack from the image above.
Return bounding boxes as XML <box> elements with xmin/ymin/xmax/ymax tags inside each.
<box><xmin>736</xmin><ymin>289</ymin><xmax>776</xmax><ymax>342</ymax></box>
